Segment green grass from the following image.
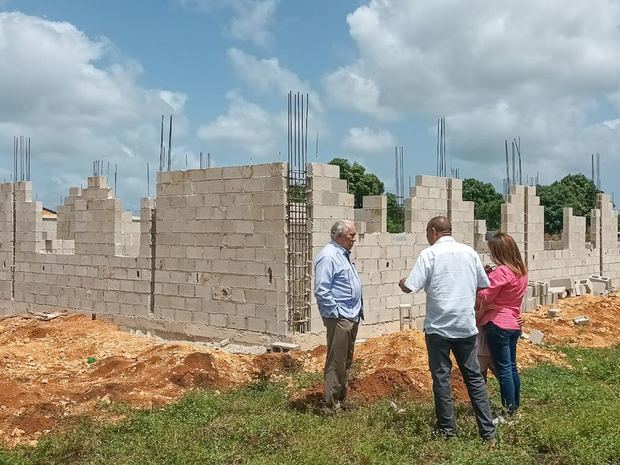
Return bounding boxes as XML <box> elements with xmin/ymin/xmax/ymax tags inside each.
<box><xmin>1</xmin><ymin>345</ymin><xmax>619</xmax><ymax>465</ymax></box>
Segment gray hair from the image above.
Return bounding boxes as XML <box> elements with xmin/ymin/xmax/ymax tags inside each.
<box><xmin>330</xmin><ymin>220</ymin><xmax>354</xmax><ymax>240</ymax></box>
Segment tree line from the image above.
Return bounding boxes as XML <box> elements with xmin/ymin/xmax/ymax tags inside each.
<box><xmin>328</xmin><ymin>158</ymin><xmax>604</xmax><ymax>235</ymax></box>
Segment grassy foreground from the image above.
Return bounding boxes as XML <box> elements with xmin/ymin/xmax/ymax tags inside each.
<box><xmin>1</xmin><ymin>345</ymin><xmax>619</xmax><ymax>465</ymax></box>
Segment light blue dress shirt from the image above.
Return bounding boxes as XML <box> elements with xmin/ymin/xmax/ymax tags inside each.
<box><xmin>314</xmin><ymin>241</ymin><xmax>363</xmax><ymax>321</ymax></box>
<box><xmin>404</xmin><ymin>236</ymin><xmax>489</xmax><ymax>338</ymax></box>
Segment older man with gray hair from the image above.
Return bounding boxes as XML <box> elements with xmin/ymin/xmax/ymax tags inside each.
<box><xmin>314</xmin><ymin>220</ymin><xmax>363</xmax><ymax>409</ymax></box>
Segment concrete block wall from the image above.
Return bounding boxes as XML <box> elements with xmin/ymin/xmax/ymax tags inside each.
<box><xmin>307</xmin><ymin>163</ymin><xmax>355</xmax><ymax>332</ymax></box>
<box><xmin>501</xmin><ymin>185</ymin><xmax>526</xmax><ymax>252</ymax></box>
<box><xmin>561</xmin><ymin>207</ymin><xmax>586</xmax><ymax>250</ymax></box>
<box><xmin>405</xmin><ymin>175</ymin><xmax>449</xmax><ymax>237</ymax></box>
<box><xmin>0</xmin><ymin>179</ymin><xmax>152</xmax><ymax>317</ymax></box>
<box><xmin>0</xmin><ymin>163</ymin><xmax>619</xmax><ymax>345</ymax></box>
<box><xmin>152</xmin><ymin>163</ymin><xmax>289</xmax><ymax>340</ymax></box>
<box><xmin>0</xmin><ymin>184</ymin><xmax>13</xmax><ymax>302</ymax></box>
<box><xmin>57</xmin><ymin>177</ymin><xmax>139</xmax><ymax>257</ymax></box>
<box><xmin>354</xmin><ymin>195</ymin><xmax>387</xmax><ymax>234</ymax></box>
<box><xmin>500</xmin><ymin>184</ymin><xmax>620</xmax><ymax>286</ymax></box>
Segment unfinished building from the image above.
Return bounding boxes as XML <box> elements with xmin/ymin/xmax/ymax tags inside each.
<box><xmin>0</xmin><ymin>162</ymin><xmax>618</xmax><ymax>345</ymax></box>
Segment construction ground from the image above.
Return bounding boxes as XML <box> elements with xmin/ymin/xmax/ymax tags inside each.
<box><xmin>1</xmin><ymin>294</ymin><xmax>619</xmax><ymax>448</ymax></box>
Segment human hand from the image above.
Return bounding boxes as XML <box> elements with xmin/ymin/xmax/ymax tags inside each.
<box><xmin>399</xmin><ymin>278</ymin><xmax>412</xmax><ymax>294</ymax></box>
<box><xmin>517</xmin><ymin>315</ymin><xmax>524</xmax><ymax>327</ymax></box>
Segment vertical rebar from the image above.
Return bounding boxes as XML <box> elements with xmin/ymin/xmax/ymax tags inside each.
<box><xmin>167</xmin><ymin>115</ymin><xmax>172</xmax><ymax>172</ymax></box>
<box><xmin>160</xmin><ymin>115</ymin><xmax>164</xmax><ymax>172</ymax></box>
<box><xmin>505</xmin><ymin>139</ymin><xmax>510</xmax><ymax>188</ymax></box>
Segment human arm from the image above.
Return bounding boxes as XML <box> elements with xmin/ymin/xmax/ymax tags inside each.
<box><xmin>476</xmin><ymin>266</ymin><xmax>510</xmax><ymax>306</ymax></box>
<box><xmin>400</xmin><ymin>254</ymin><xmax>429</xmax><ymax>294</ymax></box>
<box><xmin>313</xmin><ymin>256</ymin><xmax>340</xmax><ymax>319</ymax></box>
<box><xmin>476</xmin><ymin>256</ymin><xmax>491</xmax><ymax>289</ymax></box>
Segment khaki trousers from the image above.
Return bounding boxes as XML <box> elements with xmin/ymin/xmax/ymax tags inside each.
<box><xmin>322</xmin><ymin>317</ymin><xmax>359</xmax><ymax>407</ymax></box>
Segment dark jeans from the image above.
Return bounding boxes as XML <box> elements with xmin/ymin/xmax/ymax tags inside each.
<box><xmin>425</xmin><ymin>333</ymin><xmax>496</xmax><ymax>439</ymax></box>
<box><xmin>485</xmin><ymin>321</ymin><xmax>521</xmax><ymax>415</ymax></box>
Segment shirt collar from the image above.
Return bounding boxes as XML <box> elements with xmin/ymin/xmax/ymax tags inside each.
<box><xmin>435</xmin><ymin>236</ymin><xmax>456</xmax><ymax>244</ymax></box>
<box><xmin>330</xmin><ymin>240</ymin><xmax>350</xmax><ymax>255</ymax></box>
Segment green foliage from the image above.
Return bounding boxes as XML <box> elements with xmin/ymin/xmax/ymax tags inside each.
<box><xmin>328</xmin><ymin>158</ymin><xmax>384</xmax><ymax>208</ymax></box>
<box><xmin>537</xmin><ymin>174</ymin><xmax>598</xmax><ymax>234</ymax></box>
<box><xmin>462</xmin><ymin>178</ymin><xmax>503</xmax><ymax>231</ymax></box>
<box><xmin>3</xmin><ymin>345</ymin><xmax>619</xmax><ymax>465</ymax></box>
<box><xmin>387</xmin><ymin>193</ymin><xmax>405</xmax><ymax>233</ymax></box>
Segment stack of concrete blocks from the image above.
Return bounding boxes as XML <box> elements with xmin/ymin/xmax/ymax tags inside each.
<box><xmin>62</xmin><ymin>176</ymin><xmax>138</xmax><ymax>257</ymax></box>
<box><xmin>501</xmin><ymin>186</ymin><xmax>526</xmax><ymax>254</ymax></box>
<box><xmin>307</xmin><ymin>163</ymin><xmax>354</xmax><ymax>333</ymax></box>
<box><xmin>520</xmin><ymin>283</ymin><xmax>538</xmax><ymax>312</ymax></box>
<box><xmin>524</xmin><ymin>186</ymin><xmax>545</xmax><ymax>264</ymax></box>
<box><xmin>594</xmin><ymin>194</ymin><xmax>620</xmax><ymax>286</ymax></box>
<box><xmin>153</xmin><ymin>163</ymin><xmax>289</xmax><ymax>341</ymax></box>
<box><xmin>474</xmin><ymin>219</ymin><xmax>488</xmax><ymax>252</ymax></box>
<box><xmin>549</xmin><ymin>277</ymin><xmax>575</xmax><ymax>297</ymax></box>
<box><xmin>0</xmin><ymin>184</ymin><xmax>13</xmax><ymax>303</ymax></box>
<box><xmin>14</xmin><ymin>182</ymin><xmax>45</xmax><ymax>256</ymax></box>
<box><xmin>561</xmin><ymin>208</ymin><xmax>586</xmax><ymax>251</ymax></box>
<box><xmin>355</xmin><ymin>195</ymin><xmax>387</xmax><ymax>234</ymax></box>
<box><xmin>405</xmin><ymin>175</ymin><xmax>449</xmax><ymax>238</ymax></box>
<box><xmin>57</xmin><ymin>187</ymin><xmax>80</xmax><ymax>241</ymax></box>
<box><xmin>588</xmin><ymin>275</ymin><xmax>613</xmax><ymax>295</ymax></box>
<box><xmin>531</xmin><ymin>281</ymin><xmax>550</xmax><ymax>306</ymax></box>
<box><xmin>447</xmin><ymin>178</ymin><xmax>476</xmax><ymax>246</ymax></box>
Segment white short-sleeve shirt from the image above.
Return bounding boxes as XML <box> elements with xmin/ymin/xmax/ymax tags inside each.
<box><xmin>404</xmin><ymin>236</ymin><xmax>490</xmax><ymax>338</ymax></box>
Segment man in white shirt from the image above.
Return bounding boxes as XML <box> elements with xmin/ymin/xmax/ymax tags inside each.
<box><xmin>399</xmin><ymin>216</ymin><xmax>495</xmax><ymax>441</ymax></box>
<box><xmin>314</xmin><ymin>220</ymin><xmax>363</xmax><ymax>409</ymax></box>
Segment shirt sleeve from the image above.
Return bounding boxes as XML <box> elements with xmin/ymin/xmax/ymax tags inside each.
<box><xmin>477</xmin><ymin>266</ymin><xmax>510</xmax><ymax>305</ymax></box>
<box><xmin>404</xmin><ymin>253</ymin><xmax>430</xmax><ymax>293</ymax></box>
<box><xmin>475</xmin><ymin>255</ymin><xmax>490</xmax><ymax>289</ymax></box>
<box><xmin>313</xmin><ymin>255</ymin><xmax>340</xmax><ymax>319</ymax></box>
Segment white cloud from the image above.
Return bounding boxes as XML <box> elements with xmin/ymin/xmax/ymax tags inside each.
<box><xmin>197</xmin><ymin>91</ymin><xmax>282</xmax><ymax>157</ymax></box>
<box><xmin>227</xmin><ymin>47</ymin><xmax>323</xmax><ymax>112</ymax></box>
<box><xmin>178</xmin><ymin>0</ymin><xmax>279</xmax><ymax>48</ymax></box>
<box><xmin>197</xmin><ymin>48</ymin><xmax>327</xmax><ymax>159</ymax></box>
<box><xmin>342</xmin><ymin>127</ymin><xmax>395</xmax><ymax>155</ymax></box>
<box><xmin>0</xmin><ymin>12</ymin><xmax>187</xmax><ymax>209</ymax></box>
<box><xmin>324</xmin><ymin>66</ymin><xmax>396</xmax><ymax>120</ymax></box>
<box><xmin>325</xmin><ymin>0</ymin><xmax>620</xmax><ymax>187</ymax></box>
<box><xmin>229</xmin><ymin>0</ymin><xmax>278</xmax><ymax>48</ymax></box>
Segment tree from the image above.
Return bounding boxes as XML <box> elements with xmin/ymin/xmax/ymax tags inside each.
<box><xmin>462</xmin><ymin>178</ymin><xmax>503</xmax><ymax>231</ymax></box>
<box><xmin>328</xmin><ymin>158</ymin><xmax>384</xmax><ymax>208</ymax></box>
<box><xmin>537</xmin><ymin>174</ymin><xmax>598</xmax><ymax>235</ymax></box>
<box><xmin>387</xmin><ymin>193</ymin><xmax>405</xmax><ymax>233</ymax></box>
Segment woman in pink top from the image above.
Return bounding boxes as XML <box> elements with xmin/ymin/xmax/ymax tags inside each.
<box><xmin>477</xmin><ymin>233</ymin><xmax>528</xmax><ymax>416</ymax></box>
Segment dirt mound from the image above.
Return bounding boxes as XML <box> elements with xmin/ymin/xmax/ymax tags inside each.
<box><xmin>168</xmin><ymin>352</ymin><xmax>223</xmax><ymax>389</ymax></box>
<box><xmin>0</xmin><ymin>294</ymin><xmax>618</xmax><ymax>447</ymax></box>
<box><xmin>253</xmin><ymin>353</ymin><xmax>303</xmax><ymax>380</ymax></box>
<box><xmin>350</xmin><ymin>368</ymin><xmax>417</xmax><ymax>402</ymax></box>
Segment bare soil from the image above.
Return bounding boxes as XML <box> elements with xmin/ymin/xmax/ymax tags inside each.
<box><xmin>1</xmin><ymin>294</ymin><xmax>619</xmax><ymax>447</ymax></box>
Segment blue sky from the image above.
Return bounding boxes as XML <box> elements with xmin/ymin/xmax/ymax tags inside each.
<box><xmin>1</xmin><ymin>0</ymin><xmax>619</xmax><ymax>211</ymax></box>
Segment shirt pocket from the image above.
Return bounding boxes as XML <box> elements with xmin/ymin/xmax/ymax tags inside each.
<box><xmin>334</xmin><ymin>266</ymin><xmax>354</xmax><ymax>299</ymax></box>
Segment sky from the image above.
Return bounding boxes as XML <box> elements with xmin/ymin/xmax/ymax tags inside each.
<box><xmin>1</xmin><ymin>0</ymin><xmax>619</xmax><ymax>211</ymax></box>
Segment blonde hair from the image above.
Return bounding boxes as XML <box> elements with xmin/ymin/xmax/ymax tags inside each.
<box><xmin>488</xmin><ymin>233</ymin><xmax>527</xmax><ymax>277</ymax></box>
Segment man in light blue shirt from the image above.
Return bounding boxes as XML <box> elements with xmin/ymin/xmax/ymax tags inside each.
<box><xmin>399</xmin><ymin>216</ymin><xmax>495</xmax><ymax>442</ymax></box>
<box><xmin>314</xmin><ymin>220</ymin><xmax>363</xmax><ymax>408</ymax></box>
